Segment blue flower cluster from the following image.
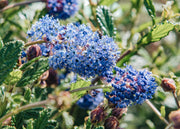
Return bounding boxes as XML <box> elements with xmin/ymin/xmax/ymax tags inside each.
<box><xmin>27</xmin><ymin>15</ymin><xmax>62</xmax><ymax>56</ymax></box>
<box><xmin>46</xmin><ymin>0</ymin><xmax>78</xmax><ymax>20</ymax></box>
<box><xmin>49</xmin><ymin>23</ymin><xmax>120</xmax><ymax>78</ymax></box>
<box><xmin>105</xmin><ymin>65</ymin><xmax>157</xmax><ymax>108</ymax></box>
<box><xmin>76</xmin><ymin>89</ymin><xmax>104</xmax><ymax>110</ymax></box>
<box><xmin>27</xmin><ymin>15</ymin><xmax>120</xmax><ymax>78</ymax></box>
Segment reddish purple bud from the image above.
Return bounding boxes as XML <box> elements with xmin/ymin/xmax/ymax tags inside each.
<box><xmin>90</xmin><ymin>106</ymin><xmax>106</xmax><ymax>124</ymax></box>
<box><xmin>169</xmin><ymin>110</ymin><xmax>180</xmax><ymax>129</ymax></box>
<box><xmin>46</xmin><ymin>68</ymin><xmax>58</xmax><ymax>86</ymax></box>
<box><xmin>161</xmin><ymin>78</ymin><xmax>176</xmax><ymax>92</ymax></box>
<box><xmin>104</xmin><ymin>116</ymin><xmax>119</xmax><ymax>129</ymax></box>
<box><xmin>27</xmin><ymin>45</ymin><xmax>42</xmax><ymax>60</ymax></box>
<box><xmin>111</xmin><ymin>108</ymin><xmax>127</xmax><ymax>120</ymax></box>
<box><xmin>0</xmin><ymin>0</ymin><xmax>8</xmax><ymax>9</ymax></box>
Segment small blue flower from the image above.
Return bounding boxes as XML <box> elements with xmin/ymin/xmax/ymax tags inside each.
<box><xmin>27</xmin><ymin>15</ymin><xmax>61</xmax><ymax>42</ymax></box>
<box><xmin>46</xmin><ymin>0</ymin><xmax>78</xmax><ymax>20</ymax></box>
<box><xmin>76</xmin><ymin>89</ymin><xmax>104</xmax><ymax>110</ymax></box>
<box><xmin>105</xmin><ymin>65</ymin><xmax>157</xmax><ymax>108</ymax></box>
<box><xmin>49</xmin><ymin>23</ymin><xmax>120</xmax><ymax>78</ymax></box>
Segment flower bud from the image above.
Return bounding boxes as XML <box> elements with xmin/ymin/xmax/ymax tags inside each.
<box><xmin>111</xmin><ymin>108</ymin><xmax>127</xmax><ymax>120</ymax></box>
<box><xmin>46</xmin><ymin>68</ymin><xmax>58</xmax><ymax>86</ymax></box>
<box><xmin>104</xmin><ymin>116</ymin><xmax>119</xmax><ymax>129</ymax></box>
<box><xmin>0</xmin><ymin>0</ymin><xmax>8</xmax><ymax>9</ymax></box>
<box><xmin>27</xmin><ymin>45</ymin><xmax>42</xmax><ymax>60</ymax></box>
<box><xmin>90</xmin><ymin>106</ymin><xmax>106</xmax><ymax>124</ymax></box>
<box><xmin>161</xmin><ymin>78</ymin><xmax>176</xmax><ymax>92</ymax></box>
<box><xmin>169</xmin><ymin>110</ymin><xmax>180</xmax><ymax>129</ymax></box>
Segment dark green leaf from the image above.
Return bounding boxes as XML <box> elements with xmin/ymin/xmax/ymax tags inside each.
<box><xmin>0</xmin><ymin>37</ymin><xmax>3</xmax><ymax>49</ymax></box>
<box><xmin>34</xmin><ymin>109</ymin><xmax>50</xmax><ymax>129</ymax></box>
<box><xmin>144</xmin><ymin>0</ymin><xmax>156</xmax><ymax>25</ymax></box>
<box><xmin>96</xmin><ymin>6</ymin><xmax>116</xmax><ymax>38</ymax></box>
<box><xmin>16</xmin><ymin>58</ymin><xmax>49</xmax><ymax>87</ymax></box>
<box><xmin>24</xmin><ymin>88</ymin><xmax>31</xmax><ymax>102</ymax></box>
<box><xmin>20</xmin><ymin>56</ymin><xmax>41</xmax><ymax>71</ymax></box>
<box><xmin>0</xmin><ymin>40</ymin><xmax>24</xmax><ymax>85</ymax></box>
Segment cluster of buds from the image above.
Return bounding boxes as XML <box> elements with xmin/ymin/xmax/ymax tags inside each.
<box><xmin>90</xmin><ymin>104</ymin><xmax>127</xmax><ymax>128</ymax></box>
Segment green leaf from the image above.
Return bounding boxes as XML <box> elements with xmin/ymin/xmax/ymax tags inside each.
<box><xmin>160</xmin><ymin>106</ymin><xmax>166</xmax><ymax>118</ymax></box>
<box><xmin>4</xmin><ymin>69</ymin><xmax>22</xmax><ymax>86</ymax></box>
<box><xmin>140</xmin><ymin>21</ymin><xmax>174</xmax><ymax>45</ymax></box>
<box><xmin>70</xmin><ymin>80</ymin><xmax>91</xmax><ymax>100</ymax></box>
<box><xmin>34</xmin><ymin>109</ymin><xmax>50</xmax><ymax>129</ymax></box>
<box><xmin>20</xmin><ymin>56</ymin><xmax>41</xmax><ymax>71</ymax></box>
<box><xmin>0</xmin><ymin>40</ymin><xmax>24</xmax><ymax>85</ymax></box>
<box><xmin>0</xmin><ymin>87</ymin><xmax>7</xmax><ymax>117</ymax></box>
<box><xmin>24</xmin><ymin>88</ymin><xmax>31</xmax><ymax>102</ymax></box>
<box><xmin>100</xmin><ymin>0</ymin><xmax>118</xmax><ymax>6</ymax></box>
<box><xmin>144</xmin><ymin>0</ymin><xmax>156</xmax><ymax>25</ymax></box>
<box><xmin>2</xmin><ymin>126</ymin><xmax>16</xmax><ymax>129</ymax></box>
<box><xmin>27</xmin><ymin>119</ymin><xmax>34</xmax><ymax>129</ymax></box>
<box><xmin>16</xmin><ymin>58</ymin><xmax>49</xmax><ymax>87</ymax></box>
<box><xmin>96</xmin><ymin>6</ymin><xmax>116</xmax><ymax>38</ymax></box>
<box><xmin>0</xmin><ymin>37</ymin><xmax>3</xmax><ymax>49</ymax></box>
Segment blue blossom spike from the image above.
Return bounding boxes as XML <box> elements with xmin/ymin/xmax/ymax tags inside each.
<box><xmin>49</xmin><ymin>23</ymin><xmax>120</xmax><ymax>78</ymax></box>
<box><xmin>105</xmin><ymin>65</ymin><xmax>157</xmax><ymax>108</ymax></box>
<box><xmin>46</xmin><ymin>0</ymin><xmax>78</xmax><ymax>20</ymax></box>
<box><xmin>76</xmin><ymin>89</ymin><xmax>104</xmax><ymax>110</ymax></box>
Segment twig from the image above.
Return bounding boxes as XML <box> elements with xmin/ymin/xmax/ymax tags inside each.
<box><xmin>116</xmin><ymin>49</ymin><xmax>132</xmax><ymax>63</ymax></box>
<box><xmin>69</xmin><ymin>85</ymin><xmax>109</xmax><ymax>93</ymax></box>
<box><xmin>145</xmin><ymin>100</ymin><xmax>169</xmax><ymax>125</ymax></box>
<box><xmin>24</xmin><ymin>40</ymin><xmax>47</xmax><ymax>47</ymax></box>
<box><xmin>0</xmin><ymin>0</ymin><xmax>44</xmax><ymax>13</ymax></box>
<box><xmin>172</xmin><ymin>91</ymin><xmax>180</xmax><ymax>108</ymax></box>
<box><xmin>0</xmin><ymin>99</ymin><xmax>49</xmax><ymax>124</ymax></box>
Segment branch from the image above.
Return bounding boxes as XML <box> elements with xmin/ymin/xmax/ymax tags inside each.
<box><xmin>145</xmin><ymin>100</ymin><xmax>169</xmax><ymax>125</ymax></box>
<box><xmin>172</xmin><ymin>91</ymin><xmax>180</xmax><ymax>108</ymax></box>
<box><xmin>69</xmin><ymin>85</ymin><xmax>110</xmax><ymax>93</ymax></box>
<box><xmin>0</xmin><ymin>99</ymin><xmax>49</xmax><ymax>124</ymax></box>
<box><xmin>0</xmin><ymin>0</ymin><xmax>44</xmax><ymax>13</ymax></box>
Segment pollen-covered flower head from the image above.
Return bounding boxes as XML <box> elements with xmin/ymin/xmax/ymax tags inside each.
<box><xmin>49</xmin><ymin>23</ymin><xmax>120</xmax><ymax>78</ymax></box>
<box><xmin>105</xmin><ymin>65</ymin><xmax>157</xmax><ymax>108</ymax></box>
<box><xmin>46</xmin><ymin>0</ymin><xmax>78</xmax><ymax>20</ymax></box>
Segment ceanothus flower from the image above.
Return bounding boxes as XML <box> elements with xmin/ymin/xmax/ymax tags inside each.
<box><xmin>49</xmin><ymin>23</ymin><xmax>120</xmax><ymax>78</ymax></box>
<box><xmin>105</xmin><ymin>65</ymin><xmax>157</xmax><ymax>108</ymax></box>
<box><xmin>76</xmin><ymin>89</ymin><xmax>104</xmax><ymax>110</ymax></box>
<box><xmin>46</xmin><ymin>0</ymin><xmax>78</xmax><ymax>20</ymax></box>
<box><xmin>27</xmin><ymin>15</ymin><xmax>63</xmax><ymax>56</ymax></box>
